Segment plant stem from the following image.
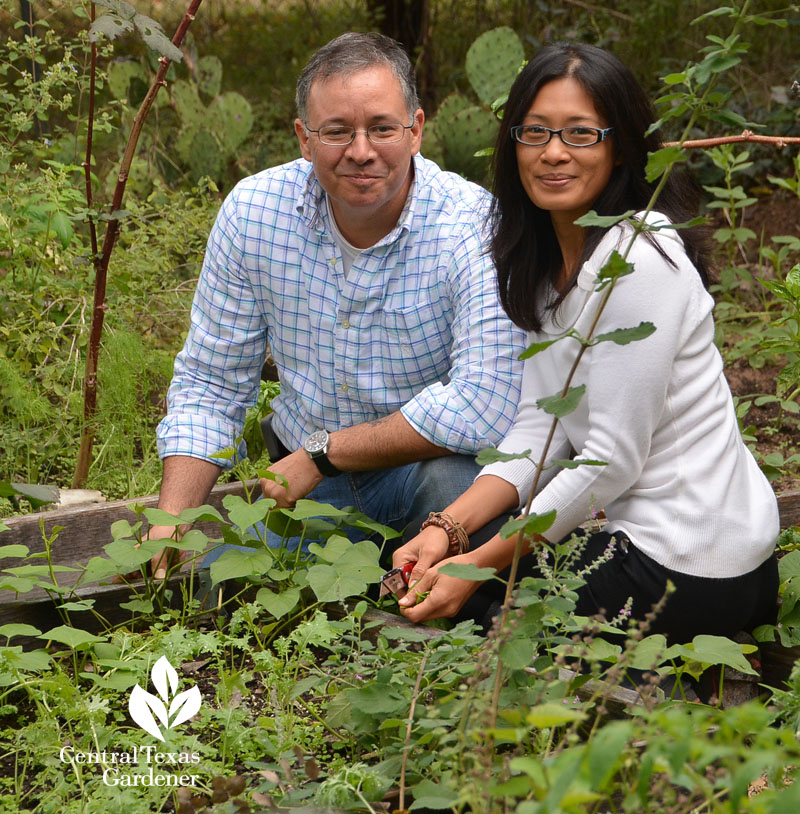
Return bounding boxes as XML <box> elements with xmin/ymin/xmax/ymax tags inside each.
<box><xmin>666</xmin><ymin>131</ymin><xmax>800</xmax><ymax>149</ymax></box>
<box><xmin>399</xmin><ymin>653</ymin><xmax>428</xmax><ymax>811</ymax></box>
<box><xmin>72</xmin><ymin>0</ymin><xmax>205</xmax><ymax>488</ymax></box>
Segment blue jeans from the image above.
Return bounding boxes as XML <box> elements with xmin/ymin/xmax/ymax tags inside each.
<box><xmin>203</xmin><ymin>454</ymin><xmax>482</xmax><ymax>566</ymax></box>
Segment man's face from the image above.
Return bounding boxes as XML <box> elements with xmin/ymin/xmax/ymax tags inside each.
<box><xmin>295</xmin><ymin>65</ymin><xmax>423</xmax><ymax>245</ymax></box>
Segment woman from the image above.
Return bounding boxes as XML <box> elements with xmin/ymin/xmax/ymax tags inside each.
<box><xmin>394</xmin><ymin>43</ymin><xmax>779</xmax><ymax>641</ymax></box>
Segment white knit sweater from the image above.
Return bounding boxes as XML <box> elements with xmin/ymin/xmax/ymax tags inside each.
<box><xmin>480</xmin><ymin>212</ymin><xmax>779</xmax><ymax>578</ymax></box>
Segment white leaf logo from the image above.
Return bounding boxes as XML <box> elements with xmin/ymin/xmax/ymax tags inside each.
<box><xmin>129</xmin><ymin>656</ymin><xmax>202</xmax><ymax>740</ymax></box>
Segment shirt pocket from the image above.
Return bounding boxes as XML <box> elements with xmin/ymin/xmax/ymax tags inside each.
<box><xmin>376</xmin><ymin>300</ymin><xmax>451</xmax><ymax>389</ymax></box>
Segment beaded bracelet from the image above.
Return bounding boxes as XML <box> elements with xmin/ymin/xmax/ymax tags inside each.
<box><xmin>420</xmin><ymin>511</ymin><xmax>470</xmax><ymax>556</ymax></box>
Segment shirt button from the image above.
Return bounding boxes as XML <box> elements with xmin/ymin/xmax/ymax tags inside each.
<box><xmin>341</xmin><ymin>383</ymin><xmax>349</xmax><ymax>392</ymax></box>
<box><xmin>342</xmin><ymin>320</ymin><xmax>350</xmax><ymax>329</ymax></box>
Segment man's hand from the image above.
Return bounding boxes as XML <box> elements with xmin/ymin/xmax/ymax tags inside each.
<box><xmin>392</xmin><ymin>525</ymin><xmax>451</xmax><ymax>587</ymax></box>
<box><xmin>148</xmin><ymin>525</ymin><xmax>190</xmax><ymax>580</ymax></box>
<box><xmin>397</xmin><ymin>553</ymin><xmax>487</xmax><ymax>623</ymax></box>
<box><xmin>260</xmin><ymin>449</ymin><xmax>324</xmax><ymax>508</ymax></box>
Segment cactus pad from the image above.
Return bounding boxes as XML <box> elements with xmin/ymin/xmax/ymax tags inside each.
<box><xmin>465</xmin><ymin>27</ymin><xmax>525</xmax><ymax>109</ymax></box>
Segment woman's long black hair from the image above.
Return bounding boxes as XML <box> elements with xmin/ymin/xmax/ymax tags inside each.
<box><xmin>491</xmin><ymin>42</ymin><xmax>711</xmax><ymax>332</ymax></box>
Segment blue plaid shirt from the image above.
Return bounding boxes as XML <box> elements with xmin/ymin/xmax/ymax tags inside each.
<box><xmin>157</xmin><ymin>155</ymin><xmax>525</xmax><ymax>467</ymax></box>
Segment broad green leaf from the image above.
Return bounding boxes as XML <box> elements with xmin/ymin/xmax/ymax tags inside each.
<box><xmin>779</xmin><ymin>550</ymin><xmax>800</xmax><ymax>582</ymax></box>
<box><xmin>56</xmin><ymin>600</ymin><xmax>96</xmax><ymax>612</ymax></box>
<box><xmin>645</xmin><ymin>145</ymin><xmax>688</xmax><ymax>182</ymax></box>
<box><xmin>307</xmin><ymin>563</ymin><xmax>370</xmax><ymax>603</ymax></box>
<box><xmin>0</xmin><ymin>520</ymin><xmax>8</xmax><ymax>532</ymax></box>
<box><xmin>165</xmin><ymin>529</ymin><xmax>211</xmax><ymax>552</ymax></box>
<box><xmin>110</xmin><ymin>519</ymin><xmax>135</xmax><ymax>540</ymax></box>
<box><xmin>119</xmin><ymin>598</ymin><xmax>154</xmax><ymax>614</ymax></box>
<box><xmin>409</xmin><ymin>779</ymin><xmax>458</xmax><ymax>811</ymax></box>
<box><xmin>663</xmin><ymin>72</ymin><xmax>687</xmax><ymax>85</ymax></box>
<box><xmin>209</xmin><ymin>548</ymin><xmax>273</xmax><ymax>584</ymax></box>
<box><xmin>0</xmin><ymin>545</ymin><xmax>29</xmax><ymax>560</ymax></box>
<box><xmin>475</xmin><ymin>447</ymin><xmax>531</xmax><ymax>465</ymax></box>
<box><xmin>438</xmin><ymin>562</ymin><xmax>496</xmax><ymax>582</ymax></box>
<box><xmin>627</xmin><ymin>634</ymin><xmax>670</xmax><ymax>670</ymax></box>
<box><xmin>671</xmin><ymin>634</ymin><xmax>758</xmax><ymax>675</ymax></box>
<box><xmin>519</xmin><ymin>338</ymin><xmax>558</xmax><ymax>359</ymax></box>
<box><xmin>0</xmin><ymin>576</ymin><xmax>37</xmax><ymax>593</ymax></box>
<box><xmin>574</xmin><ymin>209</ymin><xmax>635</xmax><ymax>228</ymax></box>
<box><xmin>103</xmin><ymin>539</ymin><xmax>162</xmax><ymax>570</ymax></box>
<box><xmin>0</xmin><ymin>624</ymin><xmax>42</xmax><ymax>640</ymax></box>
<box><xmin>499</xmin><ymin>637</ymin><xmax>535</xmax><ymax>669</ymax></box>
<box><xmin>0</xmin><ymin>482</ymin><xmax>58</xmax><ymax>508</ymax></box>
<box><xmin>50</xmin><ymin>211</ymin><xmax>73</xmax><ymax>248</ymax></box>
<box><xmin>133</xmin><ymin>13</ymin><xmax>184</xmax><ymax>62</ymax></box>
<box><xmin>500</xmin><ymin>511</ymin><xmax>557</xmax><ymax>539</ymax></box>
<box><xmin>176</xmin><ymin>505</ymin><xmax>225</xmax><ymax>524</ymax></box>
<box><xmin>4</xmin><ymin>564</ymin><xmax>79</xmax><ymax>576</ymax></box>
<box><xmin>142</xmin><ymin>508</ymin><xmax>182</xmax><ymax>527</ymax></box>
<box><xmin>284</xmin><ymin>500</ymin><xmax>349</xmax><ymax>520</ymax></box>
<box><xmin>255</xmin><ymin>586</ymin><xmax>301</xmax><ymax>619</ymax></box>
<box><xmin>222</xmin><ymin>495</ymin><xmax>275</xmax><ymax>532</ymax></box>
<box><xmin>81</xmin><ymin>556</ymin><xmax>122</xmax><ymax>583</ymax></box>
<box><xmin>537</xmin><ymin>385</ymin><xmax>585</xmax><ymax>418</ymax></box>
<box><xmin>2</xmin><ymin>647</ymin><xmax>51</xmax><ymax>673</ymax></box>
<box><xmin>526</xmin><ymin>702</ymin><xmax>586</xmax><ymax>728</ymax></box>
<box><xmin>89</xmin><ymin>14</ymin><xmax>134</xmax><ymax>43</ymax></box>
<box><xmin>593</xmin><ymin>322</ymin><xmax>656</xmax><ymax>346</ymax></box>
<box><xmin>550</xmin><ymin>458</ymin><xmax>607</xmax><ymax>470</ymax></box>
<box><xmin>39</xmin><ymin>626</ymin><xmax>106</xmax><ymax>649</ymax></box>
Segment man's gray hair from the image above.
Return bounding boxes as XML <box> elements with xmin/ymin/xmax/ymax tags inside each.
<box><xmin>296</xmin><ymin>32</ymin><xmax>420</xmax><ymax>123</ymax></box>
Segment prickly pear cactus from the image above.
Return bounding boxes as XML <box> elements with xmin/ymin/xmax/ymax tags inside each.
<box><xmin>465</xmin><ymin>27</ymin><xmax>525</xmax><ymax>109</ymax></box>
<box><xmin>431</xmin><ymin>27</ymin><xmax>524</xmax><ymax>183</ymax></box>
<box><xmin>436</xmin><ymin>102</ymin><xmax>498</xmax><ymax>182</ymax></box>
<box><xmin>208</xmin><ymin>93</ymin><xmax>254</xmax><ymax>155</ymax></box>
<box><xmin>186</xmin><ymin>129</ymin><xmax>224</xmax><ymax>183</ymax></box>
<box><xmin>197</xmin><ymin>55</ymin><xmax>222</xmax><ymax>99</ymax></box>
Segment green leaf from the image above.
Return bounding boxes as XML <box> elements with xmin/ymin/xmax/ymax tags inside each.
<box><xmin>519</xmin><ymin>338</ymin><xmax>558</xmax><ymax>359</ymax></box>
<box><xmin>0</xmin><ymin>545</ymin><xmax>29</xmax><ymax>560</ymax></box>
<box><xmin>176</xmin><ymin>505</ymin><xmax>225</xmax><ymax>524</ymax></box>
<box><xmin>663</xmin><ymin>72</ymin><xmax>687</xmax><ymax>85</ymax></box>
<box><xmin>209</xmin><ymin>548</ymin><xmax>273</xmax><ymax>584</ymax></box>
<box><xmin>255</xmin><ymin>586</ymin><xmax>301</xmax><ymax>619</ymax></box>
<box><xmin>102</xmin><ymin>539</ymin><xmax>161</xmax><ymax>571</ymax></box>
<box><xmin>222</xmin><ymin>494</ymin><xmax>274</xmax><ymax>532</ymax></box>
<box><xmin>500</xmin><ymin>511</ymin><xmax>557</xmax><ymax>539</ymax></box>
<box><xmin>307</xmin><ymin>563</ymin><xmax>370</xmax><ymax>603</ymax></box>
<box><xmin>56</xmin><ymin>600</ymin><xmax>95</xmax><ymax>612</ymax></box>
<box><xmin>574</xmin><ymin>209</ymin><xmax>635</xmax><ymax>228</ymax></box>
<box><xmin>0</xmin><ymin>482</ymin><xmax>58</xmax><ymax>508</ymax></box>
<box><xmin>475</xmin><ymin>447</ymin><xmax>531</xmax><ymax>465</ymax></box>
<box><xmin>39</xmin><ymin>626</ymin><xmax>106</xmax><ymax>649</ymax></box>
<box><xmin>587</xmin><ymin>720</ymin><xmax>634</xmax><ymax>789</ymax></box>
<box><xmin>0</xmin><ymin>624</ymin><xmax>42</xmax><ymax>640</ymax></box>
<box><xmin>671</xmin><ymin>635</ymin><xmax>758</xmax><ymax>675</ymax></box>
<box><xmin>595</xmin><ymin>250</ymin><xmax>635</xmax><ymax>289</ymax></box>
<box><xmin>284</xmin><ymin>500</ymin><xmax>349</xmax><ymax>520</ymax></box>
<box><xmin>537</xmin><ymin>385</ymin><xmax>585</xmax><ymax>418</ymax></box>
<box><xmin>499</xmin><ymin>637</ymin><xmax>536</xmax><ymax>669</ymax></box>
<box><xmin>645</xmin><ymin>145</ymin><xmax>688</xmax><ymax>183</ymax></box>
<box><xmin>132</xmin><ymin>14</ymin><xmax>183</xmax><ymax>62</ymax></box>
<box><xmin>0</xmin><ymin>576</ymin><xmax>37</xmax><ymax>593</ymax></box>
<box><xmin>81</xmin><ymin>556</ymin><xmax>122</xmax><ymax>583</ymax></box>
<box><xmin>526</xmin><ymin>702</ymin><xmax>586</xmax><ymax>728</ymax></box>
<box><xmin>50</xmin><ymin>211</ymin><xmax>73</xmax><ymax>248</ymax></box>
<box><xmin>119</xmin><ymin>598</ymin><xmax>154</xmax><ymax>613</ymax></box>
<box><xmin>550</xmin><ymin>458</ymin><xmax>607</xmax><ymax>470</ymax></box>
<box><xmin>89</xmin><ymin>14</ymin><xmax>134</xmax><ymax>43</ymax></box>
<box><xmin>627</xmin><ymin>634</ymin><xmax>670</xmax><ymax>670</ymax></box>
<box><xmin>409</xmin><ymin>779</ymin><xmax>458</xmax><ymax>810</ymax></box>
<box><xmin>593</xmin><ymin>321</ymin><xmax>656</xmax><ymax>346</ymax></box>
<box><xmin>438</xmin><ymin>562</ymin><xmax>496</xmax><ymax>581</ymax></box>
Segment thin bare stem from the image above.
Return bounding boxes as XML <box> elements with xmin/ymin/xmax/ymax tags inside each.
<box><xmin>399</xmin><ymin>654</ymin><xmax>428</xmax><ymax>811</ymax></box>
<box><xmin>72</xmin><ymin>0</ymin><xmax>205</xmax><ymax>488</ymax></box>
<box><xmin>666</xmin><ymin>130</ymin><xmax>800</xmax><ymax>149</ymax></box>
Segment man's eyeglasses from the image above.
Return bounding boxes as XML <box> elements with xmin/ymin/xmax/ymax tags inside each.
<box><xmin>305</xmin><ymin>122</ymin><xmax>414</xmax><ymax>146</ymax></box>
<box><xmin>510</xmin><ymin>125</ymin><xmax>614</xmax><ymax>147</ymax></box>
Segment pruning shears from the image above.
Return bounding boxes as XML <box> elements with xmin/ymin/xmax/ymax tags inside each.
<box><xmin>379</xmin><ymin>561</ymin><xmax>415</xmax><ymax>599</ymax></box>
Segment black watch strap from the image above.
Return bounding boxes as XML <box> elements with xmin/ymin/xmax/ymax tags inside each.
<box><xmin>310</xmin><ymin>451</ymin><xmax>341</xmax><ymax>478</ymax></box>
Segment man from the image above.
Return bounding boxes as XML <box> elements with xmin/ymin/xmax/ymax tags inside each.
<box><xmin>149</xmin><ymin>32</ymin><xmax>525</xmax><ymax>576</ymax></box>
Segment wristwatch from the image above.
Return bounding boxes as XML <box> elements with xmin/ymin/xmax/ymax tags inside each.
<box><xmin>303</xmin><ymin>429</ymin><xmax>342</xmax><ymax>477</ymax></box>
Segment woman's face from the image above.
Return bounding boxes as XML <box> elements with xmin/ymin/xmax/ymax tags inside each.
<box><xmin>515</xmin><ymin>76</ymin><xmax>615</xmax><ymax>226</ymax></box>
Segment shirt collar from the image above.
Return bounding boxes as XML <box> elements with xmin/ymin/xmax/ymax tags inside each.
<box><xmin>295</xmin><ymin>155</ymin><xmax>422</xmax><ymax>247</ymax></box>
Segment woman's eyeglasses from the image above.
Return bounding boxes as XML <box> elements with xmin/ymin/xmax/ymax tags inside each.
<box><xmin>511</xmin><ymin>125</ymin><xmax>614</xmax><ymax>147</ymax></box>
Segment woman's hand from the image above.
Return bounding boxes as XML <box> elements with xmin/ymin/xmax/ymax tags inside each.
<box><xmin>397</xmin><ymin>553</ymin><xmax>488</xmax><ymax>623</ymax></box>
<box><xmin>392</xmin><ymin>525</ymin><xmax>451</xmax><ymax>586</ymax></box>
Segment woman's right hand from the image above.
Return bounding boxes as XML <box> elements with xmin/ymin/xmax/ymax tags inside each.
<box><xmin>392</xmin><ymin>524</ymin><xmax>452</xmax><ymax>586</ymax></box>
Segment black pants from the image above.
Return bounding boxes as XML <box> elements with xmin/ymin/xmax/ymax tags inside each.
<box><xmin>457</xmin><ymin>516</ymin><xmax>779</xmax><ymax>642</ymax></box>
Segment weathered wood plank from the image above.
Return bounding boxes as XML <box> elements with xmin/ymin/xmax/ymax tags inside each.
<box><xmin>1</xmin><ymin>480</ymin><xmax>257</xmax><ymax>564</ymax></box>
<box><xmin>778</xmin><ymin>491</ymin><xmax>800</xmax><ymax>530</ymax></box>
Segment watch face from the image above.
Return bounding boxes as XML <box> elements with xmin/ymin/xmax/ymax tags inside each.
<box><xmin>304</xmin><ymin>429</ymin><xmax>328</xmax><ymax>454</ymax></box>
